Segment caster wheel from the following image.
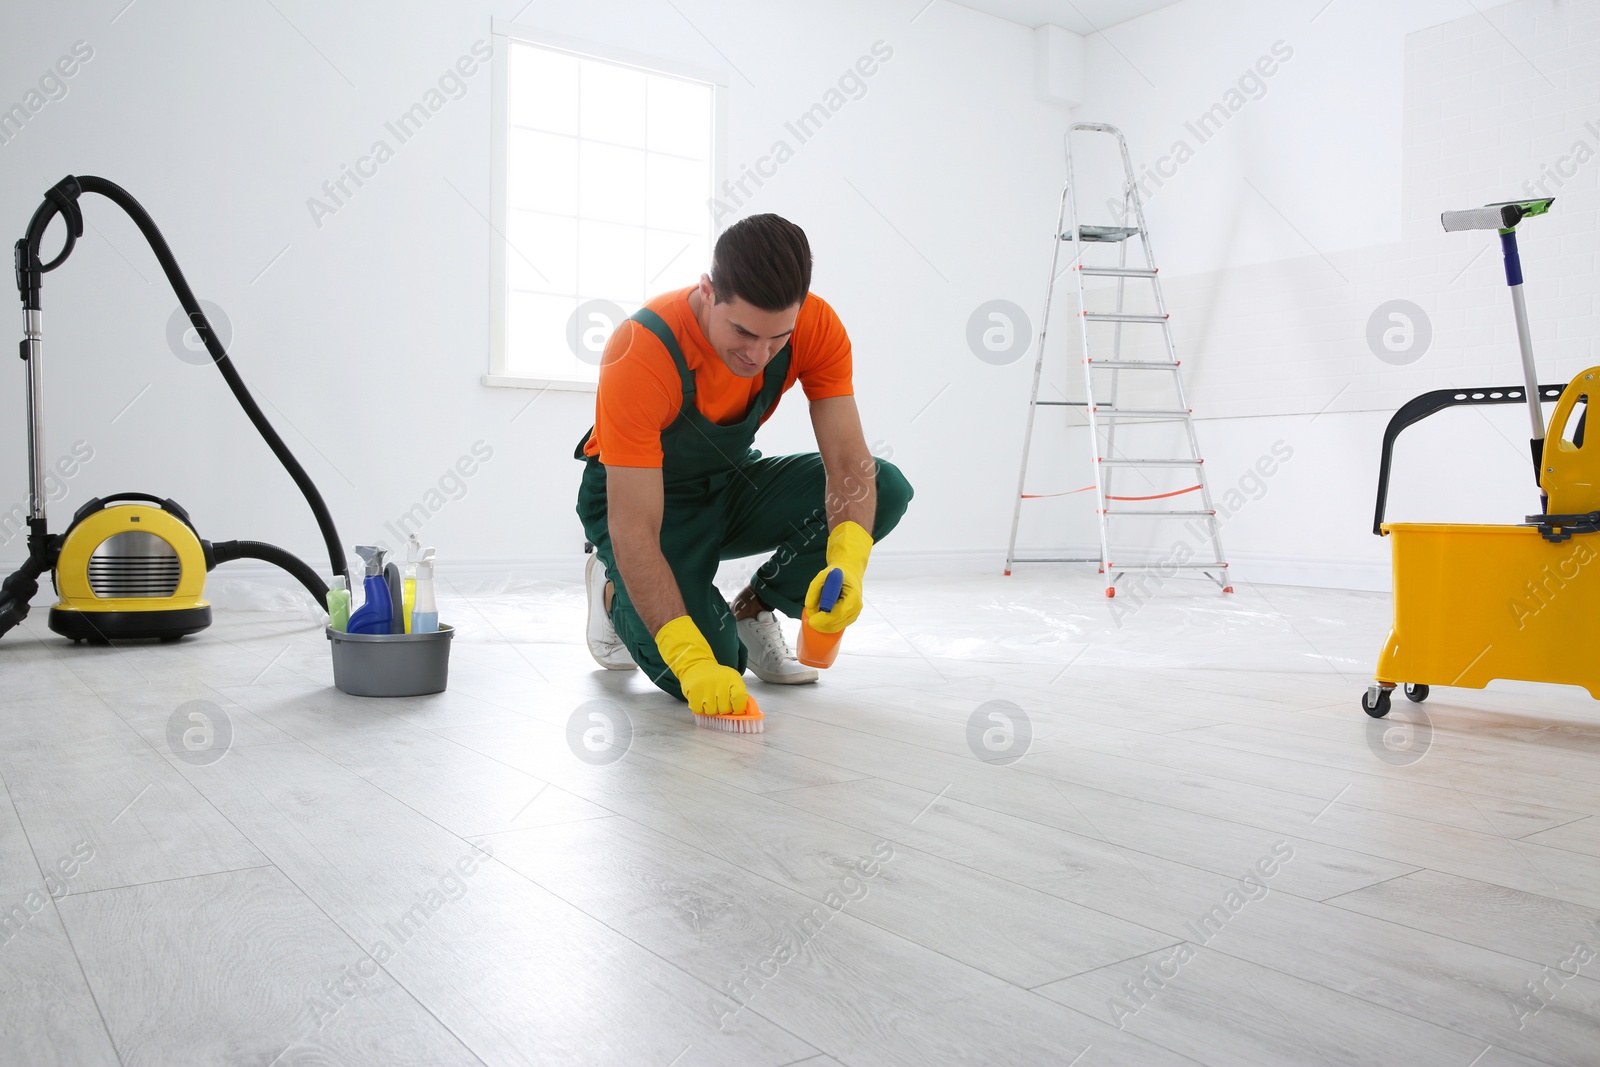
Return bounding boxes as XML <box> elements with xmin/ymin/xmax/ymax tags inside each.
<box><xmin>1404</xmin><ymin>683</ymin><xmax>1429</xmax><ymax>703</ymax></box>
<box><xmin>1362</xmin><ymin>686</ymin><xmax>1393</xmax><ymax>718</ymax></box>
<box><xmin>159</xmin><ymin>635</ymin><xmax>183</xmax><ymax>643</ymax></box>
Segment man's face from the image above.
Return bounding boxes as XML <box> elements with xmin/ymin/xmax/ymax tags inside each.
<box><xmin>696</xmin><ymin>276</ymin><xmax>799</xmax><ymax>378</ymax></box>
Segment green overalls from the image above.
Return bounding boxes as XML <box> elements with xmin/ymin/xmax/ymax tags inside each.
<box><xmin>575</xmin><ymin>308</ymin><xmax>913</xmax><ymax>701</ymax></box>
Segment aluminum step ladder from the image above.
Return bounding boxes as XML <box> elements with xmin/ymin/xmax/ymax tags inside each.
<box><xmin>1005</xmin><ymin>122</ymin><xmax>1230</xmax><ymax>598</ymax></box>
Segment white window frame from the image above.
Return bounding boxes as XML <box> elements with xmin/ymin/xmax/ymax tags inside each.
<box><xmin>483</xmin><ymin>19</ymin><xmax>728</xmax><ymax>392</ymax></box>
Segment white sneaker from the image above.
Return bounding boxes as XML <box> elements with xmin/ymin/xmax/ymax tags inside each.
<box><xmin>738</xmin><ymin>610</ymin><xmax>818</xmax><ymax>685</ymax></box>
<box><xmin>585</xmin><ymin>552</ymin><xmax>636</xmax><ymax>670</ymax></box>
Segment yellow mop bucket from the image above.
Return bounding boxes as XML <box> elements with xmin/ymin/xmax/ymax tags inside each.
<box><xmin>1375</xmin><ymin>523</ymin><xmax>1600</xmax><ymax>699</ymax></box>
<box><xmin>1366</xmin><ymin>364</ymin><xmax>1600</xmax><ymax>716</ymax></box>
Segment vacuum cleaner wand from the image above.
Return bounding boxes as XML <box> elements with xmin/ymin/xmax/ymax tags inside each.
<box><xmin>1440</xmin><ymin>197</ymin><xmax>1554</xmax><ymax>486</ymax></box>
<box><xmin>2</xmin><ymin>175</ymin><xmax>351</xmax><ymax>637</ymax></box>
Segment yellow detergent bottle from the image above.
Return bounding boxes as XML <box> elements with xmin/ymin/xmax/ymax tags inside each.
<box><xmin>402</xmin><ymin>534</ymin><xmax>421</xmax><ymax>633</ymax></box>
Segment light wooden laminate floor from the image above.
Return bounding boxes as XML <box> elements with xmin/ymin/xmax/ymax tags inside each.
<box><xmin>3</xmin><ymin>570</ymin><xmax>1599</xmax><ymax>1066</ymax></box>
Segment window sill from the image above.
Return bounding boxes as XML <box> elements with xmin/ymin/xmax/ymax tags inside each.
<box><xmin>481</xmin><ymin>374</ymin><xmax>597</xmax><ymax>393</ymax></box>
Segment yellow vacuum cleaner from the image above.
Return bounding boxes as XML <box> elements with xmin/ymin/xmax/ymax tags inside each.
<box><xmin>1</xmin><ymin>176</ymin><xmax>349</xmax><ymax>643</ymax></box>
<box><xmin>1364</xmin><ymin>198</ymin><xmax>1600</xmax><ymax>716</ymax></box>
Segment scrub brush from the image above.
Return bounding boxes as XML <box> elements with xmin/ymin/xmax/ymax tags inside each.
<box><xmin>694</xmin><ymin>695</ymin><xmax>764</xmax><ymax>734</ymax></box>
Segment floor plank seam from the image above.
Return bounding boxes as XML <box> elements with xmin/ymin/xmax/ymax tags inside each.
<box><xmin>64</xmin><ymin>861</ymin><xmax>281</xmax><ymax>899</ymax></box>
<box><xmin>0</xmin><ymin>760</ymin><xmax>128</xmax><ymax>1065</ymax></box>
<box><xmin>749</xmin><ymin>779</ymin><xmax>1333</xmax><ymax>941</ymax></box>
<box><xmin>752</xmin><ymin>743</ymin><xmax>1443</xmax><ymax>900</ymax></box>
<box><xmin>467</xmin><ymin>834</ymin><xmax>834</xmax><ymax>1063</ymax></box>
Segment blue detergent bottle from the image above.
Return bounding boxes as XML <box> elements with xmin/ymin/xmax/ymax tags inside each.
<box><xmin>347</xmin><ymin>546</ymin><xmax>393</xmax><ymax>635</ymax></box>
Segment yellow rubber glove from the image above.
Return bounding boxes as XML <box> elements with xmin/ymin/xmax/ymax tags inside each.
<box><xmin>654</xmin><ymin>616</ymin><xmax>748</xmax><ymax>715</ymax></box>
<box><xmin>804</xmin><ymin>520</ymin><xmax>874</xmax><ymax>634</ymax></box>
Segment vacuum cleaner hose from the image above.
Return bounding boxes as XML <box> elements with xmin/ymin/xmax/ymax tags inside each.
<box><xmin>0</xmin><ymin>555</ymin><xmax>47</xmax><ymax>639</ymax></box>
<box><xmin>206</xmin><ymin>540</ymin><xmax>330</xmax><ymax>607</ymax></box>
<box><xmin>20</xmin><ymin>175</ymin><xmax>351</xmax><ymax>592</ymax></box>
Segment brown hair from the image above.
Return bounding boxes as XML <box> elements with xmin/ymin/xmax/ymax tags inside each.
<box><xmin>710</xmin><ymin>213</ymin><xmax>812</xmax><ymax>311</ymax></box>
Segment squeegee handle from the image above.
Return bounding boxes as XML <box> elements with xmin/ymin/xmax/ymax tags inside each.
<box><xmin>1501</xmin><ymin>230</ymin><xmax>1547</xmax><ymax>482</ymax></box>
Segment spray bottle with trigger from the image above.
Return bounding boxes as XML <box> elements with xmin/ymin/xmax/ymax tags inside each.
<box><xmin>347</xmin><ymin>546</ymin><xmax>393</xmax><ymax>635</ymax></box>
<box><xmin>796</xmin><ymin>567</ymin><xmax>845</xmax><ymax>669</ymax></box>
<box><xmin>411</xmin><ymin>547</ymin><xmax>438</xmax><ymax>634</ymax></box>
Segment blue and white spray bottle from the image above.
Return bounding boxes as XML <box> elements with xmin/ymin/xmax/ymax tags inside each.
<box><xmin>410</xmin><ymin>547</ymin><xmax>438</xmax><ymax>634</ymax></box>
<box><xmin>347</xmin><ymin>545</ymin><xmax>393</xmax><ymax>635</ymax></box>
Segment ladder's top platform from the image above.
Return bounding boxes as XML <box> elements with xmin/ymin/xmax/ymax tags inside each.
<box><xmin>1066</xmin><ymin>224</ymin><xmax>1139</xmax><ymax>243</ymax></box>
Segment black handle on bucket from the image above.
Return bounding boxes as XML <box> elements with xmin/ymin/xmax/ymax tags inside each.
<box><xmin>1373</xmin><ymin>383</ymin><xmax>1569</xmax><ymax>535</ymax></box>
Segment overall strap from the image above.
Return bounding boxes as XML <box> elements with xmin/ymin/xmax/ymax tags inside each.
<box><xmin>752</xmin><ymin>346</ymin><xmax>793</xmax><ymax>413</ymax></box>
<box><xmin>630</xmin><ymin>308</ymin><xmax>696</xmax><ymax>401</ymax></box>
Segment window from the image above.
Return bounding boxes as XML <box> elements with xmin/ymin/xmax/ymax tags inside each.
<box><xmin>488</xmin><ymin>25</ymin><xmax>721</xmax><ymax>389</ymax></box>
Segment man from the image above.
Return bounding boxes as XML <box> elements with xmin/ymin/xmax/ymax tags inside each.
<box><xmin>574</xmin><ymin>213</ymin><xmax>913</xmax><ymax>718</ymax></box>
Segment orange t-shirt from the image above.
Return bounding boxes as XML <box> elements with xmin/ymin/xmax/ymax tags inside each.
<box><xmin>582</xmin><ymin>287</ymin><xmax>853</xmax><ymax>467</ymax></box>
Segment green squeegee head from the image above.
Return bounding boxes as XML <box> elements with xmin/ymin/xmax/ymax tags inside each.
<box><xmin>1441</xmin><ymin>197</ymin><xmax>1554</xmax><ymax>233</ymax></box>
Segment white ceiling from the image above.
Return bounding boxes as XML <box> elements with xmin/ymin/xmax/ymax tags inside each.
<box><xmin>953</xmin><ymin>0</ymin><xmax>1183</xmax><ymax>34</ymax></box>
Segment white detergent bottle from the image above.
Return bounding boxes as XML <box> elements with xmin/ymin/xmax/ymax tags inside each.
<box><xmin>411</xmin><ymin>548</ymin><xmax>438</xmax><ymax>634</ymax></box>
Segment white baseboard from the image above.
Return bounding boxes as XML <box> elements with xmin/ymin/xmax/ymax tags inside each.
<box><xmin>1226</xmin><ymin>552</ymin><xmax>1391</xmax><ymax>593</ymax></box>
<box><xmin>1000</xmin><ymin>546</ymin><xmax>1392</xmax><ymax>593</ymax></box>
<box><xmin>2</xmin><ymin>547</ymin><xmax>1393</xmax><ymax>611</ymax></box>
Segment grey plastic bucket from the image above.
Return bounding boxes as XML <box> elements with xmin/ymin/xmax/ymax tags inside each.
<box><xmin>326</xmin><ymin>624</ymin><xmax>453</xmax><ymax>697</ymax></box>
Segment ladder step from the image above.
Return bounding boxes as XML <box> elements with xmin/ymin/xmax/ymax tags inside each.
<box><xmin>1078</xmin><ymin>266</ymin><xmax>1157</xmax><ymax>277</ymax></box>
<box><xmin>1065</xmin><ymin>225</ymin><xmax>1139</xmax><ymax>243</ymax></box>
<box><xmin>1039</xmin><ymin>403</ymin><xmax>1188</xmax><ymax>418</ymax></box>
<box><xmin>1086</xmin><ymin>359</ymin><xmax>1180</xmax><ymax>370</ymax></box>
<box><xmin>1009</xmin><ymin>556</ymin><xmax>1104</xmax><ymax>564</ymax></box>
<box><xmin>1099</xmin><ymin>458</ymin><xmax>1203</xmax><ymax>467</ymax></box>
<box><xmin>1108</xmin><ymin>562</ymin><xmax>1229</xmax><ymax>570</ymax></box>
<box><xmin>1092</xmin><ymin>408</ymin><xmax>1190</xmax><ymax>420</ymax></box>
<box><xmin>1082</xmin><ymin>312</ymin><xmax>1168</xmax><ymax>324</ymax></box>
<box><xmin>1105</xmin><ymin>509</ymin><xmax>1216</xmax><ymax>517</ymax></box>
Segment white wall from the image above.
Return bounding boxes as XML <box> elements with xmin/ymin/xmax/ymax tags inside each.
<box><xmin>1051</xmin><ymin>0</ymin><xmax>1600</xmax><ymax>589</ymax></box>
<box><xmin>5</xmin><ymin>0</ymin><xmax>1589</xmax><ymax>598</ymax></box>
<box><xmin>0</xmin><ymin>0</ymin><xmax>1069</xmax><ymax>588</ymax></box>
